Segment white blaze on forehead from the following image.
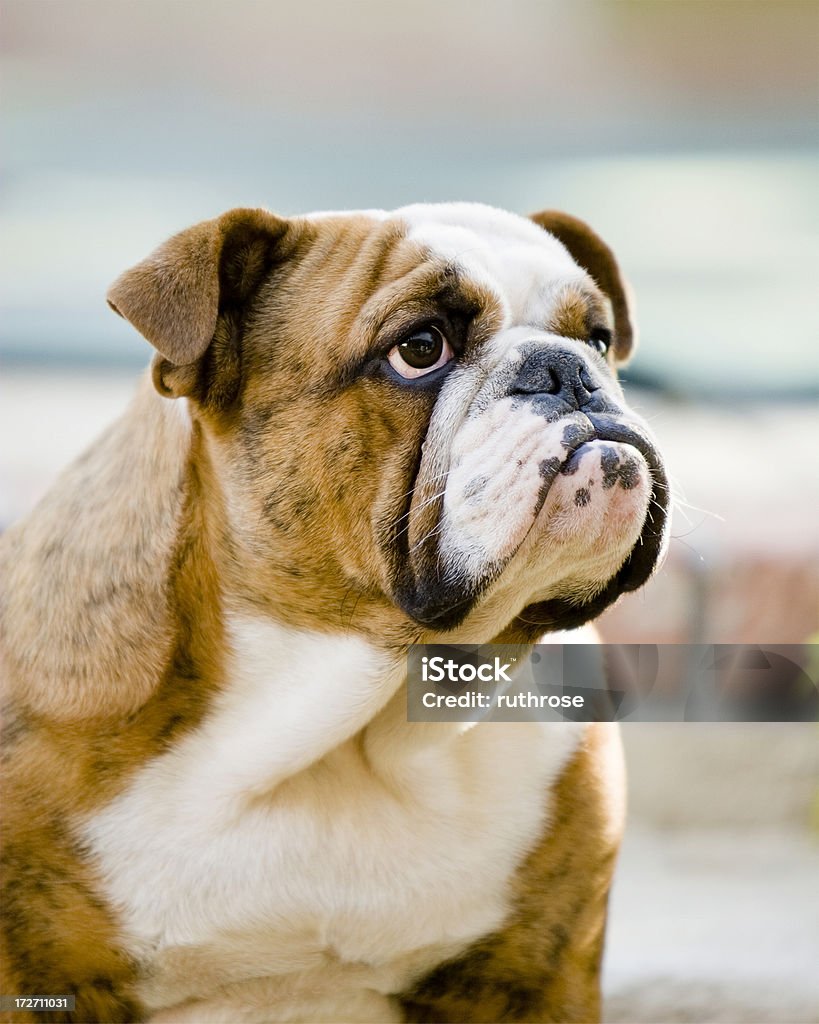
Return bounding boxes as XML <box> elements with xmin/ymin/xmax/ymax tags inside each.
<box><xmin>300</xmin><ymin>202</ymin><xmax>589</xmax><ymax>335</ymax></box>
<box><xmin>395</xmin><ymin>202</ymin><xmax>587</xmax><ymax>326</ymax></box>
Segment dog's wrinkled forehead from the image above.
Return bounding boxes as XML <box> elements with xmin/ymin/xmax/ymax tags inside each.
<box><xmin>395</xmin><ymin>202</ymin><xmax>589</xmax><ymax>326</ymax></box>
<box><xmin>307</xmin><ymin>202</ymin><xmax>604</xmax><ymax>347</ymax></box>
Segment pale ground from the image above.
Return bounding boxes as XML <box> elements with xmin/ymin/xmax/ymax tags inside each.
<box><xmin>1</xmin><ymin>370</ymin><xmax>817</xmax><ymax>1024</ymax></box>
<box><xmin>605</xmin><ymin>726</ymin><xmax>819</xmax><ymax>1024</ymax></box>
<box><xmin>605</xmin><ymin>827</ymin><xmax>819</xmax><ymax>1024</ymax></box>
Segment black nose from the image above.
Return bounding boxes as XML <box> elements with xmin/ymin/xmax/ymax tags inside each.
<box><xmin>510</xmin><ymin>347</ymin><xmax>600</xmax><ymax>411</ymax></box>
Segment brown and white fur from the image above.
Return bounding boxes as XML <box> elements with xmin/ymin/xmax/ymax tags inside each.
<box><xmin>0</xmin><ymin>202</ymin><xmax>669</xmax><ymax>1023</ymax></box>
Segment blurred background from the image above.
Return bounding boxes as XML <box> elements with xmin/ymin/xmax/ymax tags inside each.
<box><xmin>1</xmin><ymin>1</ymin><xmax>817</xmax><ymax>1021</ymax></box>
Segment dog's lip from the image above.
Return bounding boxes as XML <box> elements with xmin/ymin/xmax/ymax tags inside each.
<box><xmin>582</xmin><ymin>412</ymin><xmax>664</xmax><ymax>479</ymax></box>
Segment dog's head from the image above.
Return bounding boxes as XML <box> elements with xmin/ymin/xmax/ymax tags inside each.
<box><xmin>109</xmin><ymin>203</ymin><xmax>669</xmax><ymax>643</ymax></box>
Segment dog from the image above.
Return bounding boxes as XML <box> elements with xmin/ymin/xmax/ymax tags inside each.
<box><xmin>0</xmin><ymin>202</ymin><xmax>669</xmax><ymax>1023</ymax></box>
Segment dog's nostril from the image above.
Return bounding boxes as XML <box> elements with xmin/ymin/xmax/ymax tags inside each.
<box><xmin>579</xmin><ymin>366</ymin><xmax>596</xmax><ymax>392</ymax></box>
<box><xmin>544</xmin><ymin>368</ymin><xmax>561</xmax><ymax>394</ymax></box>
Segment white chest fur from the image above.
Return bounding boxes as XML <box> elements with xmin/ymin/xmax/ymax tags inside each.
<box><xmin>84</xmin><ymin>616</ymin><xmax>585</xmax><ymax>1023</ymax></box>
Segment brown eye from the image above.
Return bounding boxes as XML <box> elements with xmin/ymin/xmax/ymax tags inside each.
<box><xmin>388</xmin><ymin>325</ymin><xmax>454</xmax><ymax>378</ymax></box>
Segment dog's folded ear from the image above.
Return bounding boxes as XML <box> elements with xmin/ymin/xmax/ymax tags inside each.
<box><xmin>107</xmin><ymin>207</ymin><xmax>290</xmax><ymax>401</ymax></box>
<box><xmin>529</xmin><ymin>210</ymin><xmax>636</xmax><ymax>362</ymax></box>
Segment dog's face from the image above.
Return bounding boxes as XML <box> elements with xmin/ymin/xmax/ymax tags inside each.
<box><xmin>109</xmin><ymin>202</ymin><xmax>668</xmax><ymax>642</ymax></box>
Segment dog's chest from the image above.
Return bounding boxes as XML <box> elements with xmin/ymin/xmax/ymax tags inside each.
<box><xmin>83</xmin><ymin>619</ymin><xmax>584</xmax><ymax>1018</ymax></box>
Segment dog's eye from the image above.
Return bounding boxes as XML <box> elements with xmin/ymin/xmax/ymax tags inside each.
<box><xmin>388</xmin><ymin>325</ymin><xmax>454</xmax><ymax>378</ymax></box>
<box><xmin>588</xmin><ymin>327</ymin><xmax>612</xmax><ymax>357</ymax></box>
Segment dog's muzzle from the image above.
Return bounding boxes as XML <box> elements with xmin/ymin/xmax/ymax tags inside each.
<box><xmin>395</xmin><ymin>340</ymin><xmax>671</xmax><ymax>632</ymax></box>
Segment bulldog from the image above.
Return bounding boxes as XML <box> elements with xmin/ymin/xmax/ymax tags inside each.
<box><xmin>0</xmin><ymin>202</ymin><xmax>669</xmax><ymax>1024</ymax></box>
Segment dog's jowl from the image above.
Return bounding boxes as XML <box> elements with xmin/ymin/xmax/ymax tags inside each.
<box><xmin>0</xmin><ymin>203</ymin><xmax>669</xmax><ymax>1023</ymax></box>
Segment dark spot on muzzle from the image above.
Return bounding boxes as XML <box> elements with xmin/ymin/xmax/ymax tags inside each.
<box><xmin>538</xmin><ymin>456</ymin><xmax>562</xmax><ymax>480</ymax></box>
<box><xmin>600</xmin><ymin>445</ymin><xmax>640</xmax><ymax>490</ymax></box>
<box><xmin>463</xmin><ymin>475</ymin><xmax>489</xmax><ymax>503</ymax></box>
